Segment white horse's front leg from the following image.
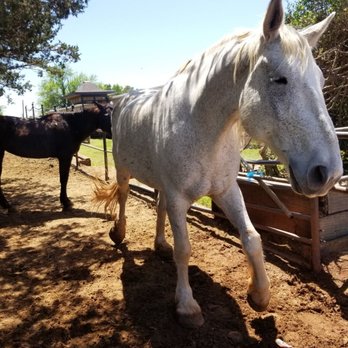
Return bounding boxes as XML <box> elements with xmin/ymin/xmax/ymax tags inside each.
<box><xmin>166</xmin><ymin>193</ymin><xmax>204</xmax><ymax>328</ymax></box>
<box><xmin>213</xmin><ymin>183</ymin><xmax>270</xmax><ymax>311</ymax></box>
<box><xmin>154</xmin><ymin>191</ymin><xmax>173</xmax><ymax>258</ymax></box>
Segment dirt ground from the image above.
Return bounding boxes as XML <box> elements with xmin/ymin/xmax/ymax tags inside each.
<box><xmin>0</xmin><ymin>153</ymin><xmax>347</xmax><ymax>348</ymax></box>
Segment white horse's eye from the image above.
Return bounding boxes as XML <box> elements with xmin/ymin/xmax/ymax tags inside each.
<box><xmin>271</xmin><ymin>77</ymin><xmax>288</xmax><ymax>84</ymax></box>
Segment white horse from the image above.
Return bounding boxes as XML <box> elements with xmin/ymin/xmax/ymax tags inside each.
<box><xmin>95</xmin><ymin>0</ymin><xmax>342</xmax><ymax>327</ymax></box>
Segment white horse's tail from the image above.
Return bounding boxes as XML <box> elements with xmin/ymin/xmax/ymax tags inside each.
<box><xmin>93</xmin><ymin>179</ymin><xmax>119</xmax><ymax>217</ymax></box>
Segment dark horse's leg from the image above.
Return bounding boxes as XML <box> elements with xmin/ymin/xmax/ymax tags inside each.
<box><xmin>0</xmin><ymin>149</ymin><xmax>12</xmax><ymax>210</ymax></box>
<box><xmin>58</xmin><ymin>156</ymin><xmax>73</xmax><ymax>211</ymax></box>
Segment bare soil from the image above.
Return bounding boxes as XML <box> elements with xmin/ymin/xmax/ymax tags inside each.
<box><xmin>0</xmin><ymin>153</ymin><xmax>347</xmax><ymax>348</ymax></box>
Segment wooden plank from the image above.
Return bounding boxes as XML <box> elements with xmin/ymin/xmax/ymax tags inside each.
<box><xmin>319</xmin><ymin>212</ymin><xmax>348</xmax><ymax>240</ymax></box>
<box><xmin>326</xmin><ymin>190</ymin><xmax>348</xmax><ymax>215</ymax></box>
<box><xmin>246</xmin><ymin>202</ymin><xmax>310</xmax><ymax>220</ymax></box>
<box><xmin>260</xmin><ymin>231</ymin><xmax>313</xmax><ymax>269</ymax></box>
<box><xmin>263</xmin><ymin>243</ymin><xmax>312</xmax><ymax>269</ymax></box>
<box><xmin>238</xmin><ymin>178</ymin><xmax>312</xmax><ymax>215</ymax></box>
<box><xmin>320</xmin><ymin>234</ymin><xmax>348</xmax><ymax>256</ymax></box>
<box><xmin>254</xmin><ymin>224</ymin><xmax>312</xmax><ymax>244</ymax></box>
<box><xmin>77</xmin><ymin>154</ymin><xmax>91</xmax><ymax>166</ymax></box>
<box><xmin>246</xmin><ymin>206</ymin><xmax>312</xmax><ymax>239</ymax></box>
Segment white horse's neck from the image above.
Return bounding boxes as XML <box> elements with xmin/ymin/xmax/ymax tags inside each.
<box><xmin>177</xmin><ymin>36</ymin><xmax>251</xmax><ymax>133</ymax></box>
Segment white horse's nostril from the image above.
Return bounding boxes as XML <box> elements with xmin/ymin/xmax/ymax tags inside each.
<box><xmin>308</xmin><ymin>165</ymin><xmax>329</xmax><ymax>190</ymax></box>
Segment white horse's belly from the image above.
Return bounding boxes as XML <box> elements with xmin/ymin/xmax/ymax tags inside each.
<box><xmin>113</xmin><ymin>132</ymin><xmax>161</xmax><ymax>189</ymax></box>
<box><xmin>112</xmin><ymin>93</ymin><xmax>241</xmax><ymax>198</ymax></box>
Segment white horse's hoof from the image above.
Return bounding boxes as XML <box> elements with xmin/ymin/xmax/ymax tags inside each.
<box><xmin>155</xmin><ymin>242</ymin><xmax>173</xmax><ymax>260</ymax></box>
<box><xmin>175</xmin><ymin>298</ymin><xmax>204</xmax><ymax>328</ymax></box>
<box><xmin>247</xmin><ymin>293</ymin><xmax>269</xmax><ymax>312</ymax></box>
<box><xmin>247</xmin><ymin>284</ymin><xmax>270</xmax><ymax>312</ymax></box>
<box><xmin>246</xmin><ymin>276</ymin><xmax>270</xmax><ymax>312</ymax></box>
<box><xmin>177</xmin><ymin>311</ymin><xmax>204</xmax><ymax>328</ymax></box>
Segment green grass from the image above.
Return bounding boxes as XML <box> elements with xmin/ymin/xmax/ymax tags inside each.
<box><xmin>241</xmin><ymin>147</ymin><xmax>261</xmax><ymax>160</ymax></box>
<box><xmin>80</xmin><ymin>140</ymin><xmax>262</xmax><ymax>166</ymax></box>
<box><xmin>78</xmin><ymin>138</ymin><xmax>114</xmax><ymax>168</ymax></box>
<box><xmin>196</xmin><ymin>196</ymin><xmax>211</xmax><ymax>208</ymax></box>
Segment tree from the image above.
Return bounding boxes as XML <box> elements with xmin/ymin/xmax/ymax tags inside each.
<box><xmin>98</xmin><ymin>83</ymin><xmax>133</xmax><ymax>95</ymax></box>
<box><xmin>38</xmin><ymin>69</ymin><xmax>133</xmax><ymax>111</ymax></box>
<box><xmin>38</xmin><ymin>68</ymin><xmax>97</xmax><ymax>111</ymax></box>
<box><xmin>0</xmin><ymin>0</ymin><xmax>89</xmax><ymax>99</ymax></box>
<box><xmin>286</xmin><ymin>0</ymin><xmax>348</xmax><ymax>127</ymax></box>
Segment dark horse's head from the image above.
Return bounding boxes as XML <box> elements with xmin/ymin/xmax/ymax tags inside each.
<box><xmin>93</xmin><ymin>102</ymin><xmax>113</xmax><ymax>138</ymax></box>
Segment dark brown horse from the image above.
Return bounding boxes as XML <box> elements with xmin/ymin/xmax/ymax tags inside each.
<box><xmin>0</xmin><ymin>103</ymin><xmax>112</xmax><ymax>211</ymax></box>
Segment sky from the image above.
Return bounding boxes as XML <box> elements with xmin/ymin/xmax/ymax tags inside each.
<box><xmin>1</xmin><ymin>0</ymin><xmax>274</xmax><ymax>116</ymax></box>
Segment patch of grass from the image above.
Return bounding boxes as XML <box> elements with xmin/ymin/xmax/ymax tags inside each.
<box><xmin>78</xmin><ymin>138</ymin><xmax>114</xmax><ymax>168</ymax></box>
<box><xmin>195</xmin><ymin>196</ymin><xmax>211</xmax><ymax>208</ymax></box>
<box><xmin>241</xmin><ymin>147</ymin><xmax>261</xmax><ymax>160</ymax></box>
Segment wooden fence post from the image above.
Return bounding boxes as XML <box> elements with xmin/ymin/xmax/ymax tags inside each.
<box><xmin>310</xmin><ymin>198</ymin><xmax>321</xmax><ymax>272</ymax></box>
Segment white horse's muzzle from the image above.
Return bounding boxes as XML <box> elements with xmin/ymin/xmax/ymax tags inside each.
<box><xmin>289</xmin><ymin>159</ymin><xmax>343</xmax><ymax>198</ymax></box>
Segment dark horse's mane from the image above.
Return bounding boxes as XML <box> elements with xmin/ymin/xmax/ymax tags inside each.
<box><xmin>0</xmin><ymin>103</ymin><xmax>112</xmax><ymax>211</ymax></box>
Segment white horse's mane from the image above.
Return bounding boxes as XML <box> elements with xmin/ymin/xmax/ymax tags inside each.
<box><xmin>176</xmin><ymin>24</ymin><xmax>311</xmax><ymax>80</ymax></box>
<box><xmin>232</xmin><ymin>24</ymin><xmax>311</xmax><ymax>80</ymax></box>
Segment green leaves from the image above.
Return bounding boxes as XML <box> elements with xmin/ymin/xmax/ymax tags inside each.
<box><xmin>98</xmin><ymin>83</ymin><xmax>133</xmax><ymax>95</ymax></box>
<box><xmin>38</xmin><ymin>68</ymin><xmax>96</xmax><ymax>111</ymax></box>
<box><xmin>286</xmin><ymin>0</ymin><xmax>348</xmax><ymax>128</ymax></box>
<box><xmin>0</xmin><ymin>0</ymin><xmax>88</xmax><ymax>97</ymax></box>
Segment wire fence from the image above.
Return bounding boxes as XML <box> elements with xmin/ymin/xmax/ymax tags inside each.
<box><xmin>18</xmin><ymin>103</ymin><xmax>68</xmax><ymax>118</ymax></box>
<box><xmin>22</xmin><ymin>102</ymin><xmax>79</xmax><ymax>118</ymax></box>
<box><xmin>23</xmin><ymin>103</ymin><xmax>44</xmax><ymax>118</ymax></box>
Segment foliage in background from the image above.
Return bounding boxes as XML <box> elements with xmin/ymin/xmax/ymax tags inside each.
<box><xmin>38</xmin><ymin>68</ymin><xmax>133</xmax><ymax>111</ymax></box>
<box><xmin>286</xmin><ymin>0</ymin><xmax>348</xmax><ymax>127</ymax></box>
<box><xmin>38</xmin><ymin>68</ymin><xmax>97</xmax><ymax>111</ymax></box>
<box><xmin>0</xmin><ymin>0</ymin><xmax>88</xmax><ymax>100</ymax></box>
<box><xmin>98</xmin><ymin>83</ymin><xmax>133</xmax><ymax>95</ymax></box>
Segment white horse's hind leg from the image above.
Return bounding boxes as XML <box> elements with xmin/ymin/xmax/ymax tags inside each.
<box><xmin>165</xmin><ymin>193</ymin><xmax>204</xmax><ymax>328</ymax></box>
<box><xmin>212</xmin><ymin>183</ymin><xmax>270</xmax><ymax>311</ymax></box>
<box><xmin>109</xmin><ymin>168</ymin><xmax>130</xmax><ymax>246</ymax></box>
<box><xmin>154</xmin><ymin>192</ymin><xmax>173</xmax><ymax>258</ymax></box>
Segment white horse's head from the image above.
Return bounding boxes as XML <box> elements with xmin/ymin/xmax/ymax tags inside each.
<box><xmin>239</xmin><ymin>0</ymin><xmax>342</xmax><ymax>197</ymax></box>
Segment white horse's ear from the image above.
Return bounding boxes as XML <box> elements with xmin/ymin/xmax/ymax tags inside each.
<box><xmin>263</xmin><ymin>0</ymin><xmax>284</xmax><ymax>42</ymax></box>
<box><xmin>300</xmin><ymin>12</ymin><xmax>335</xmax><ymax>48</ymax></box>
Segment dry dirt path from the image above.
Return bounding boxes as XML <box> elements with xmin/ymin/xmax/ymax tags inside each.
<box><xmin>0</xmin><ymin>153</ymin><xmax>347</xmax><ymax>347</ymax></box>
